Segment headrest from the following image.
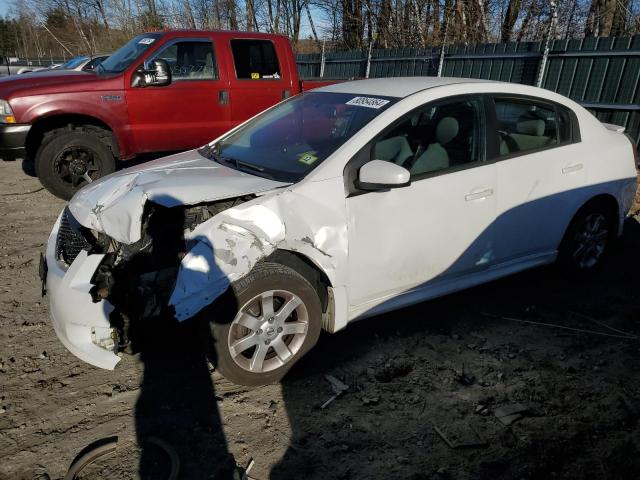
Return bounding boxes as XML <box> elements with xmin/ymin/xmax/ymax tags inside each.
<box><xmin>436</xmin><ymin>117</ymin><xmax>459</xmax><ymax>145</ymax></box>
<box><xmin>516</xmin><ymin>118</ymin><xmax>545</xmax><ymax>136</ymax></box>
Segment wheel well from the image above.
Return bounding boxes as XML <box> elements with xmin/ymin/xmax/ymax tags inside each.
<box><xmin>580</xmin><ymin>194</ymin><xmax>620</xmax><ymax>233</ymax></box>
<box><xmin>25</xmin><ymin>114</ymin><xmax>119</xmax><ymax>162</ymax></box>
<box><xmin>563</xmin><ymin>194</ymin><xmax>620</xmax><ymax>246</ymax></box>
<box><xmin>266</xmin><ymin>249</ymin><xmax>332</xmax><ymax>313</ymax></box>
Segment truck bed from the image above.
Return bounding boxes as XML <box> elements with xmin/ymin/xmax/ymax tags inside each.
<box><xmin>300</xmin><ymin>79</ymin><xmax>346</xmax><ymax>91</ymax></box>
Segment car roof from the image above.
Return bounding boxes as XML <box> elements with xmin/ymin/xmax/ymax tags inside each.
<box><xmin>315</xmin><ymin>77</ymin><xmax>497</xmax><ymax>98</ymax></box>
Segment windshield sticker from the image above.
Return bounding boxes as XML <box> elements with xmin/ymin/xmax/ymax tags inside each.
<box><xmin>298</xmin><ymin>151</ymin><xmax>318</xmax><ymax>165</ymax></box>
<box><xmin>138</xmin><ymin>38</ymin><xmax>156</xmax><ymax>45</ymax></box>
<box><xmin>346</xmin><ymin>96</ymin><xmax>390</xmax><ymax>109</ymax></box>
<box><xmin>251</xmin><ymin>72</ymin><xmax>260</xmax><ymax>79</ymax></box>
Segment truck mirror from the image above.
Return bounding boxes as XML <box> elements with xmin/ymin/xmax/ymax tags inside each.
<box><xmin>131</xmin><ymin>59</ymin><xmax>172</xmax><ymax>88</ymax></box>
<box><xmin>149</xmin><ymin>59</ymin><xmax>171</xmax><ymax>86</ymax></box>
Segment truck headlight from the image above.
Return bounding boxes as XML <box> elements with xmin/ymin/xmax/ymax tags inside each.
<box><xmin>0</xmin><ymin>100</ymin><xmax>16</xmax><ymax>124</ymax></box>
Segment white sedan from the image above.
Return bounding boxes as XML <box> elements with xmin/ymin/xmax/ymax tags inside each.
<box><xmin>43</xmin><ymin>77</ymin><xmax>638</xmax><ymax>385</ymax></box>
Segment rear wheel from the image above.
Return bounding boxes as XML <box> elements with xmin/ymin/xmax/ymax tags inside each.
<box><xmin>558</xmin><ymin>201</ymin><xmax>616</xmax><ymax>271</ymax></box>
<box><xmin>210</xmin><ymin>262</ymin><xmax>322</xmax><ymax>386</ymax></box>
<box><xmin>35</xmin><ymin>126</ymin><xmax>115</xmax><ymax>200</ymax></box>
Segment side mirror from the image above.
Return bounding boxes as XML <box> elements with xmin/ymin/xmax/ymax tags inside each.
<box><xmin>131</xmin><ymin>59</ymin><xmax>172</xmax><ymax>88</ymax></box>
<box><xmin>357</xmin><ymin>160</ymin><xmax>411</xmax><ymax>191</ymax></box>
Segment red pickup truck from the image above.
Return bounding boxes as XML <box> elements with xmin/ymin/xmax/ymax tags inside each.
<box><xmin>0</xmin><ymin>30</ymin><xmax>334</xmax><ymax>199</ymax></box>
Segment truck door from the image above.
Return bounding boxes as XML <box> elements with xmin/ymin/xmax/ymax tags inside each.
<box><xmin>126</xmin><ymin>37</ymin><xmax>231</xmax><ymax>154</ymax></box>
<box><xmin>227</xmin><ymin>39</ymin><xmax>294</xmax><ymax>128</ymax></box>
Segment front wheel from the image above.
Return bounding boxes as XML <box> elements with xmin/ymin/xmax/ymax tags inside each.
<box><xmin>210</xmin><ymin>263</ymin><xmax>322</xmax><ymax>387</ymax></box>
<box><xmin>558</xmin><ymin>202</ymin><xmax>616</xmax><ymax>271</ymax></box>
<box><xmin>35</xmin><ymin>126</ymin><xmax>116</xmax><ymax>200</ymax></box>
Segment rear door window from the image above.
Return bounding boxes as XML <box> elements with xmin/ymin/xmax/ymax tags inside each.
<box><xmin>231</xmin><ymin>39</ymin><xmax>281</xmax><ymax>80</ymax></box>
<box><xmin>494</xmin><ymin>98</ymin><xmax>559</xmax><ymax>156</ymax></box>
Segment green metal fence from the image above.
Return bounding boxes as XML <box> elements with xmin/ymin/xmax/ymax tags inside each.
<box><xmin>297</xmin><ymin>36</ymin><xmax>640</xmax><ymax>149</ymax></box>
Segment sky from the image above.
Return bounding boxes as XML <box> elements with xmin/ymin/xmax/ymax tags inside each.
<box><xmin>0</xmin><ymin>0</ymin><xmax>10</xmax><ymax>17</ymax></box>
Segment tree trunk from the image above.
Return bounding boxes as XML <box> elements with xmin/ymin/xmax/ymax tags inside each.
<box><xmin>501</xmin><ymin>0</ymin><xmax>521</xmax><ymax>42</ymax></box>
<box><xmin>184</xmin><ymin>0</ymin><xmax>197</xmax><ymax>29</ymax></box>
<box><xmin>517</xmin><ymin>0</ymin><xmax>537</xmax><ymax>41</ymax></box>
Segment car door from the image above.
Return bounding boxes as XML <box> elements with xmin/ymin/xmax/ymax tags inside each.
<box><xmin>126</xmin><ymin>37</ymin><xmax>230</xmax><ymax>153</ymax></box>
<box><xmin>490</xmin><ymin>96</ymin><xmax>585</xmax><ymax>264</ymax></box>
<box><xmin>345</xmin><ymin>95</ymin><xmax>498</xmax><ymax>310</ymax></box>
<box><xmin>227</xmin><ymin>38</ymin><xmax>293</xmax><ymax>129</ymax></box>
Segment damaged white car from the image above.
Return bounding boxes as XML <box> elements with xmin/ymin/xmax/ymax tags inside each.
<box><xmin>42</xmin><ymin>78</ymin><xmax>638</xmax><ymax>386</ymax></box>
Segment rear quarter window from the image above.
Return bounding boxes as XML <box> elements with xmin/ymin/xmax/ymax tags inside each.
<box><xmin>556</xmin><ymin>105</ymin><xmax>574</xmax><ymax>143</ymax></box>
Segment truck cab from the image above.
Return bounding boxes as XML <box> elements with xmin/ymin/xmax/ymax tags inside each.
<box><xmin>0</xmin><ymin>30</ymin><xmax>312</xmax><ymax>199</ymax></box>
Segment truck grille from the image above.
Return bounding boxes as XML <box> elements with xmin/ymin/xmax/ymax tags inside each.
<box><xmin>55</xmin><ymin>208</ymin><xmax>94</xmax><ymax>265</ymax></box>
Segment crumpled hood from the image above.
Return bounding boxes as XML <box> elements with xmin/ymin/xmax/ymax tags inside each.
<box><xmin>68</xmin><ymin>149</ymin><xmax>290</xmax><ymax>244</ymax></box>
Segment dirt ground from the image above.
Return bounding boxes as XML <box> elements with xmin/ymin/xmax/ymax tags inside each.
<box><xmin>1</xmin><ymin>159</ymin><xmax>640</xmax><ymax>480</ymax></box>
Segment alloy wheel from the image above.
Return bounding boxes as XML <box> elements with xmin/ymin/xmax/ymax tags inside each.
<box><xmin>571</xmin><ymin>213</ymin><xmax>609</xmax><ymax>269</ymax></box>
<box><xmin>227</xmin><ymin>290</ymin><xmax>309</xmax><ymax>373</ymax></box>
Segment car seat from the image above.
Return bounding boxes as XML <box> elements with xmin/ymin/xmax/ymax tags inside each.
<box><xmin>409</xmin><ymin>117</ymin><xmax>459</xmax><ymax>175</ymax></box>
<box><xmin>499</xmin><ymin>116</ymin><xmax>553</xmax><ymax>154</ymax></box>
<box><xmin>372</xmin><ymin>136</ymin><xmax>413</xmax><ymax>165</ymax></box>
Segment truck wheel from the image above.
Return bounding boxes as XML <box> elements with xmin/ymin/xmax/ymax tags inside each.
<box><xmin>210</xmin><ymin>262</ymin><xmax>322</xmax><ymax>387</ymax></box>
<box><xmin>35</xmin><ymin>126</ymin><xmax>115</xmax><ymax>200</ymax></box>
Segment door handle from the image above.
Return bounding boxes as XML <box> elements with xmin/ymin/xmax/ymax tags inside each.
<box><xmin>218</xmin><ymin>90</ymin><xmax>229</xmax><ymax>105</ymax></box>
<box><xmin>465</xmin><ymin>189</ymin><xmax>494</xmax><ymax>201</ymax></box>
<box><xmin>562</xmin><ymin>163</ymin><xmax>583</xmax><ymax>174</ymax></box>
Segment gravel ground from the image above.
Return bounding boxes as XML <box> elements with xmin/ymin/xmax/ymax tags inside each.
<box><xmin>1</xmin><ymin>159</ymin><xmax>639</xmax><ymax>480</ymax></box>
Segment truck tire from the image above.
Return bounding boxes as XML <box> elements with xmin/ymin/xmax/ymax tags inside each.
<box><xmin>210</xmin><ymin>262</ymin><xmax>322</xmax><ymax>387</ymax></box>
<box><xmin>35</xmin><ymin>126</ymin><xmax>116</xmax><ymax>200</ymax></box>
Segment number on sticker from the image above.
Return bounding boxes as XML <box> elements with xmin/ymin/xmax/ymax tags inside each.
<box><xmin>346</xmin><ymin>97</ymin><xmax>390</xmax><ymax>109</ymax></box>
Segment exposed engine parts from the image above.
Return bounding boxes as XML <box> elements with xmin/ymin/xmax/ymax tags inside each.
<box><xmin>52</xmin><ymin>196</ymin><xmax>254</xmax><ymax>354</ymax></box>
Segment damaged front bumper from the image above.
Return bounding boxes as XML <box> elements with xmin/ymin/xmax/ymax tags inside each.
<box><xmin>44</xmin><ymin>213</ymin><xmax>121</xmax><ymax>370</ymax></box>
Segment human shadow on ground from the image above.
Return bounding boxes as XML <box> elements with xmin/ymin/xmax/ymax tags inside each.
<box><xmin>103</xmin><ymin>198</ymin><xmax>239</xmax><ymax>479</ymax></box>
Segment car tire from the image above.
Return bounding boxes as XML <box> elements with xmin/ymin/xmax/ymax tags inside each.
<box><xmin>558</xmin><ymin>200</ymin><xmax>616</xmax><ymax>272</ymax></box>
<box><xmin>35</xmin><ymin>126</ymin><xmax>116</xmax><ymax>200</ymax></box>
<box><xmin>209</xmin><ymin>262</ymin><xmax>322</xmax><ymax>387</ymax></box>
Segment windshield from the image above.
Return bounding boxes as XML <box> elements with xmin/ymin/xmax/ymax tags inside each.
<box><xmin>98</xmin><ymin>33</ymin><xmax>162</xmax><ymax>73</ymax></box>
<box><xmin>203</xmin><ymin>92</ymin><xmax>397</xmax><ymax>182</ymax></box>
<box><xmin>60</xmin><ymin>56</ymin><xmax>89</xmax><ymax>69</ymax></box>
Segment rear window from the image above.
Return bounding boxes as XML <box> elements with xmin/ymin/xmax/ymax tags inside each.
<box><xmin>231</xmin><ymin>39</ymin><xmax>281</xmax><ymax>80</ymax></box>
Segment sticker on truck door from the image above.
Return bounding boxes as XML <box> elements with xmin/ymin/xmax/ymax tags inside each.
<box><xmin>251</xmin><ymin>72</ymin><xmax>260</xmax><ymax>79</ymax></box>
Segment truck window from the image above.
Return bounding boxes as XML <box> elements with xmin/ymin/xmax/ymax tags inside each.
<box><xmin>99</xmin><ymin>33</ymin><xmax>163</xmax><ymax>73</ymax></box>
<box><xmin>231</xmin><ymin>39</ymin><xmax>280</xmax><ymax>80</ymax></box>
<box><xmin>153</xmin><ymin>40</ymin><xmax>218</xmax><ymax>80</ymax></box>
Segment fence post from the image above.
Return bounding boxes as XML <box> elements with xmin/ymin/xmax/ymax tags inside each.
<box><xmin>537</xmin><ymin>0</ymin><xmax>558</xmax><ymax>88</ymax></box>
<box><xmin>320</xmin><ymin>38</ymin><xmax>326</xmax><ymax>78</ymax></box>
<box><xmin>437</xmin><ymin>44</ymin><xmax>445</xmax><ymax>77</ymax></box>
<box><xmin>365</xmin><ymin>39</ymin><xmax>374</xmax><ymax>79</ymax></box>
